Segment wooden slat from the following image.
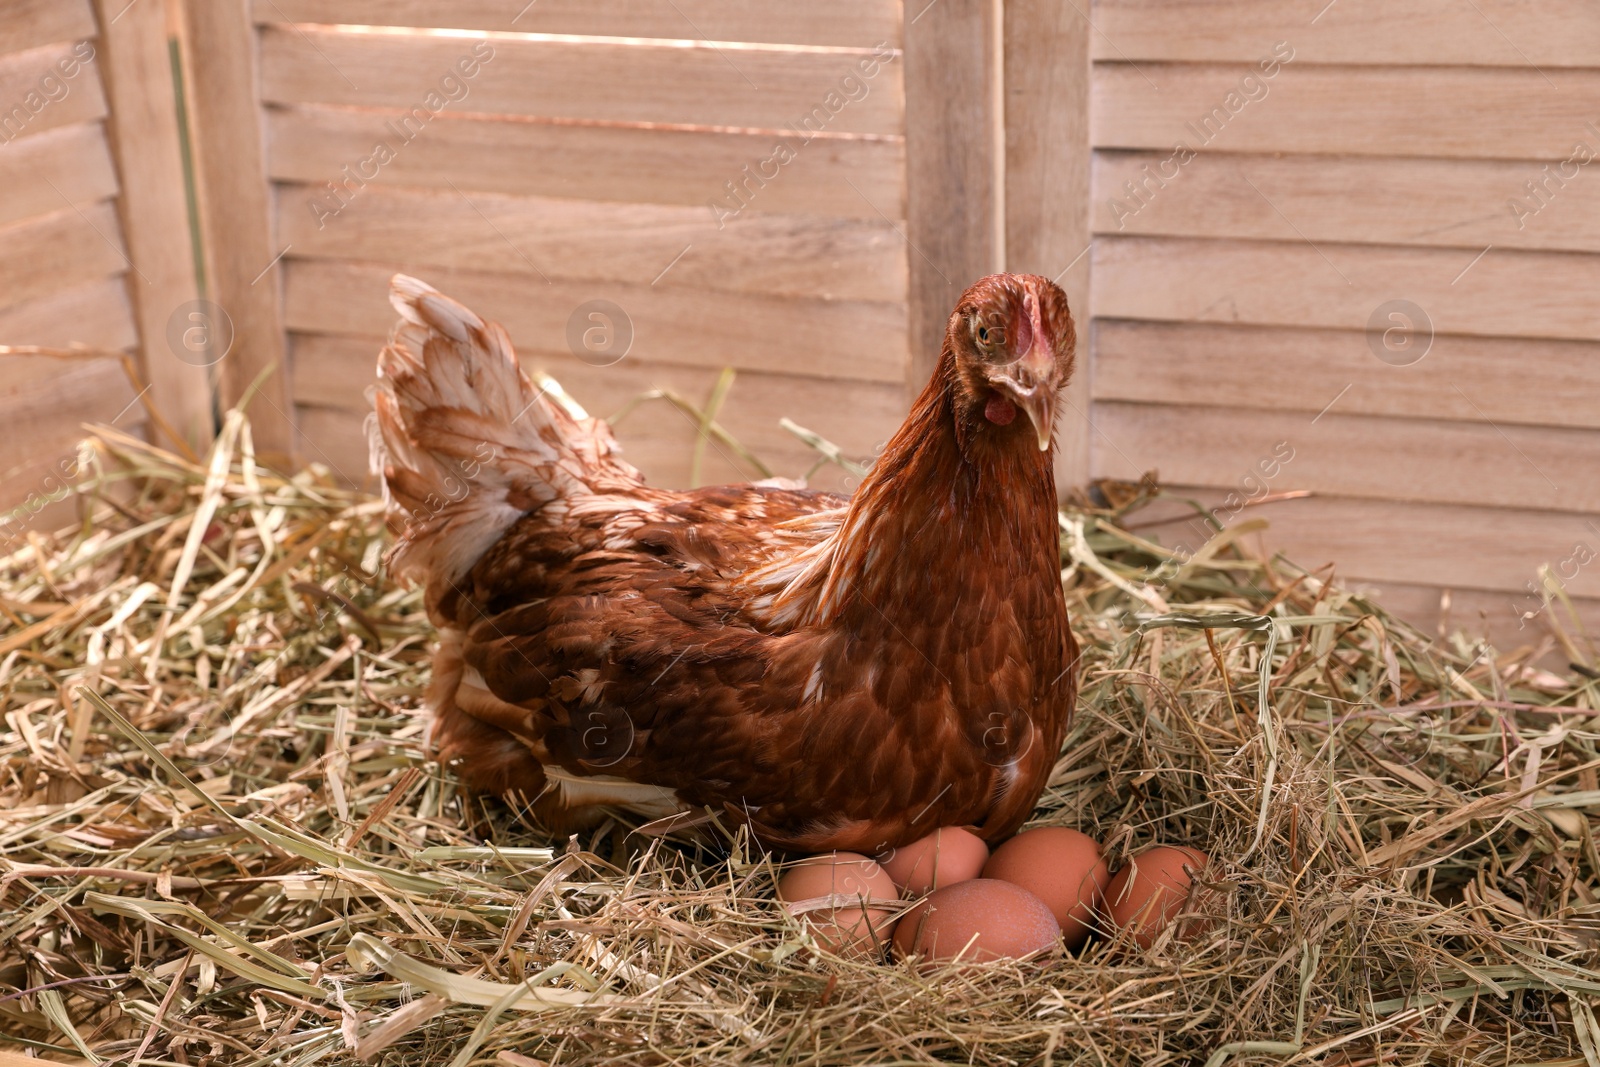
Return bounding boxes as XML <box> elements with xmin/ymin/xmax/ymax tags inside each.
<box><xmin>0</xmin><ymin>277</ymin><xmax>137</xmax><ymax>350</ymax></box>
<box><xmin>1095</xmin><ymin>322</ymin><xmax>1600</xmax><ymax>432</ymax></box>
<box><xmin>1094</xmin><ymin>401</ymin><xmax>1600</xmax><ymax>515</ymax></box>
<box><xmin>0</xmin><ymin>40</ymin><xmax>107</xmax><ymax>144</ymax></box>
<box><xmin>1005</xmin><ymin>0</ymin><xmax>1092</xmax><ymax>494</ymax></box>
<box><xmin>0</xmin><ymin>0</ymin><xmax>96</xmax><ymax>67</ymax></box>
<box><xmin>903</xmin><ymin>0</ymin><xmax>1002</xmax><ymax>390</ymax></box>
<box><xmin>274</xmin><ymin>184</ymin><xmax>907</xmax><ymax>302</ymax></box>
<box><xmin>1092</xmin><ymin>237</ymin><xmax>1600</xmax><ymax>343</ymax></box>
<box><xmin>1092</xmin><ymin>151</ymin><xmax>1600</xmax><ymax>254</ymax></box>
<box><xmin>0</xmin><ymin>357</ymin><xmax>139</xmax><ymax>507</ymax></box>
<box><xmin>1090</xmin><ymin>0</ymin><xmax>1600</xmax><ymax>69</ymax></box>
<box><xmin>0</xmin><ymin>121</ymin><xmax>118</xmax><ymax>228</ymax></box>
<box><xmin>1352</xmin><ymin>581</ymin><xmax>1600</xmax><ymax>657</ymax></box>
<box><xmin>267</xmin><ymin>106</ymin><xmax>904</xmax><ymax>219</ymax></box>
<box><xmin>1136</xmin><ymin>488</ymin><xmax>1600</xmax><ymax>599</ymax></box>
<box><xmin>94</xmin><ymin>0</ymin><xmax>213</xmax><ymax>452</ymax></box>
<box><xmin>253</xmin><ymin>0</ymin><xmax>902</xmax><ymax>49</ymax></box>
<box><xmin>1092</xmin><ymin>64</ymin><xmax>1600</xmax><ymax>161</ymax></box>
<box><xmin>177</xmin><ymin>0</ymin><xmax>293</xmax><ymax>462</ymax></box>
<box><xmin>291</xmin><ymin>332</ymin><xmax>904</xmax><ymax>489</ymax></box>
<box><xmin>260</xmin><ymin>26</ymin><xmax>901</xmax><ymax>136</ymax></box>
<box><xmin>0</xmin><ymin>202</ymin><xmax>128</xmax><ymax>313</ymax></box>
<box><xmin>282</xmin><ymin>260</ymin><xmax>909</xmax><ymax>385</ymax></box>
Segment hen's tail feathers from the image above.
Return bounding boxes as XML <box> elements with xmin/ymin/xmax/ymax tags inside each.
<box><xmin>367</xmin><ymin>274</ymin><xmax>642</xmax><ymax>586</ymax></box>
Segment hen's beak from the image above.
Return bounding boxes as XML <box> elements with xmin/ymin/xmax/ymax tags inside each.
<box><xmin>1017</xmin><ymin>381</ymin><xmax>1055</xmax><ymax>452</ymax></box>
<box><xmin>998</xmin><ymin>344</ymin><xmax>1056</xmax><ymax>452</ymax></box>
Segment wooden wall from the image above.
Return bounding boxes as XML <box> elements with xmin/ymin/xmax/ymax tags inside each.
<box><xmin>0</xmin><ymin>0</ymin><xmax>209</xmax><ymax>538</ymax></box>
<box><xmin>1080</xmin><ymin>0</ymin><xmax>1600</xmax><ymax>650</ymax></box>
<box><xmin>182</xmin><ymin>0</ymin><xmax>913</xmax><ymax>492</ymax></box>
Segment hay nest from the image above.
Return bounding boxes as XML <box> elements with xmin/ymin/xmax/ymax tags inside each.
<box><xmin>2</xmin><ymin>412</ymin><xmax>1599</xmax><ymax>1067</ymax></box>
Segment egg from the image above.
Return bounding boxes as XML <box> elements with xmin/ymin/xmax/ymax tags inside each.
<box><xmin>777</xmin><ymin>851</ymin><xmax>900</xmax><ymax>957</ymax></box>
<box><xmin>980</xmin><ymin>827</ymin><xmax>1110</xmax><ymax>949</ymax></box>
<box><xmin>1104</xmin><ymin>845</ymin><xmax>1209</xmax><ymax>948</ymax></box>
<box><xmin>879</xmin><ymin>827</ymin><xmax>990</xmax><ymax>895</ymax></box>
<box><xmin>891</xmin><ymin>878</ymin><xmax>1060</xmax><ymax>963</ymax></box>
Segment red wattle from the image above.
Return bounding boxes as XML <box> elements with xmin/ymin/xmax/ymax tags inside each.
<box><xmin>985</xmin><ymin>396</ymin><xmax>1017</xmax><ymax>425</ymax></box>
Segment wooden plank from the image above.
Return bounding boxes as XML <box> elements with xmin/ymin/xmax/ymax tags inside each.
<box><xmin>1090</xmin><ymin>0</ymin><xmax>1600</xmax><ymax>69</ymax></box>
<box><xmin>0</xmin><ymin>40</ymin><xmax>107</xmax><ymax>146</ymax></box>
<box><xmin>93</xmin><ymin>0</ymin><xmax>214</xmax><ymax>452</ymax></box>
<box><xmin>0</xmin><ymin>121</ymin><xmax>118</xmax><ymax>228</ymax></box>
<box><xmin>1005</xmin><ymin>0</ymin><xmax>1091</xmax><ymax>495</ymax></box>
<box><xmin>291</xmin><ymin>332</ymin><xmax>905</xmax><ymax>491</ymax></box>
<box><xmin>0</xmin><ymin>0</ymin><xmax>96</xmax><ymax>68</ymax></box>
<box><xmin>1095</xmin><ymin>322</ymin><xmax>1600</xmax><ymax>432</ymax></box>
<box><xmin>275</xmin><ymin>183</ymin><xmax>907</xmax><ymax>302</ymax></box>
<box><xmin>0</xmin><ymin>277</ymin><xmax>137</xmax><ymax>350</ymax></box>
<box><xmin>1352</xmin><ymin>580</ymin><xmax>1600</xmax><ymax>657</ymax></box>
<box><xmin>0</xmin><ymin>357</ymin><xmax>139</xmax><ymax>509</ymax></box>
<box><xmin>903</xmin><ymin>0</ymin><xmax>1003</xmax><ymax>390</ymax></box>
<box><xmin>1092</xmin><ymin>64</ymin><xmax>1600</xmax><ymax>161</ymax></box>
<box><xmin>1094</xmin><ymin>401</ymin><xmax>1600</xmax><ymax>515</ymax></box>
<box><xmin>253</xmin><ymin>0</ymin><xmax>902</xmax><ymax>49</ymax></box>
<box><xmin>282</xmin><ymin>260</ymin><xmax>908</xmax><ymax>385</ymax></box>
<box><xmin>1137</xmin><ymin>487</ymin><xmax>1600</xmax><ymax>600</ymax></box>
<box><xmin>1093</xmin><ymin>150</ymin><xmax>1600</xmax><ymax>254</ymax></box>
<box><xmin>0</xmin><ymin>202</ymin><xmax>129</xmax><ymax>313</ymax></box>
<box><xmin>176</xmin><ymin>0</ymin><xmax>294</xmax><ymax>463</ymax></box>
<box><xmin>266</xmin><ymin>106</ymin><xmax>904</xmax><ymax>219</ymax></box>
<box><xmin>1092</xmin><ymin>237</ymin><xmax>1600</xmax><ymax>343</ymax></box>
<box><xmin>259</xmin><ymin>26</ymin><xmax>901</xmax><ymax>136</ymax></box>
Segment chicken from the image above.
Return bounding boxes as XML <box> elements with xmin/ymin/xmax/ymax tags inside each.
<box><xmin>368</xmin><ymin>272</ymin><xmax>1079</xmax><ymax>853</ymax></box>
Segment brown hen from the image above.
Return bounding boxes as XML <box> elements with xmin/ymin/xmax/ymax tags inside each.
<box><xmin>368</xmin><ymin>272</ymin><xmax>1079</xmax><ymax>852</ymax></box>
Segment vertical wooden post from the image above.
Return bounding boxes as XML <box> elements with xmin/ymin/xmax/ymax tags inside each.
<box><xmin>92</xmin><ymin>0</ymin><xmax>214</xmax><ymax>454</ymax></box>
<box><xmin>1004</xmin><ymin>0</ymin><xmax>1093</xmax><ymax>496</ymax></box>
<box><xmin>902</xmin><ymin>0</ymin><xmax>1005</xmax><ymax>395</ymax></box>
<box><xmin>172</xmin><ymin>0</ymin><xmax>294</xmax><ymax>467</ymax></box>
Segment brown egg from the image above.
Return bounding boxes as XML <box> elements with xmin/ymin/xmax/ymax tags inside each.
<box><xmin>981</xmin><ymin>827</ymin><xmax>1111</xmax><ymax>949</ymax></box>
<box><xmin>891</xmin><ymin>878</ymin><xmax>1060</xmax><ymax>963</ymax></box>
<box><xmin>879</xmin><ymin>827</ymin><xmax>990</xmax><ymax>895</ymax></box>
<box><xmin>1105</xmin><ymin>845</ymin><xmax>1209</xmax><ymax>948</ymax></box>
<box><xmin>777</xmin><ymin>852</ymin><xmax>899</xmax><ymax>957</ymax></box>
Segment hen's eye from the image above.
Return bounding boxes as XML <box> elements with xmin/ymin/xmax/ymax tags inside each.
<box><xmin>976</xmin><ymin>324</ymin><xmax>1005</xmax><ymax>348</ymax></box>
<box><xmin>977</xmin><ymin>326</ymin><xmax>990</xmax><ymax>343</ymax></box>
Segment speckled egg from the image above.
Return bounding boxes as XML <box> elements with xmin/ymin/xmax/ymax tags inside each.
<box><xmin>1105</xmin><ymin>845</ymin><xmax>1209</xmax><ymax>948</ymax></box>
<box><xmin>880</xmin><ymin>827</ymin><xmax>990</xmax><ymax>895</ymax></box>
<box><xmin>891</xmin><ymin>878</ymin><xmax>1060</xmax><ymax>963</ymax></box>
<box><xmin>981</xmin><ymin>827</ymin><xmax>1111</xmax><ymax>949</ymax></box>
<box><xmin>777</xmin><ymin>852</ymin><xmax>899</xmax><ymax>957</ymax></box>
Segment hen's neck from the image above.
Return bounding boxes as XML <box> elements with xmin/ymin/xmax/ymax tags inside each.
<box><xmin>820</xmin><ymin>350</ymin><xmax>1061</xmax><ymax>634</ymax></box>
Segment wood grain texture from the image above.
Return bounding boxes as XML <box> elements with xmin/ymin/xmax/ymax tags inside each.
<box><xmin>0</xmin><ymin>356</ymin><xmax>139</xmax><ymax>512</ymax></box>
<box><xmin>1005</xmin><ymin>0</ymin><xmax>1092</xmax><ymax>496</ymax></box>
<box><xmin>93</xmin><ymin>0</ymin><xmax>213</xmax><ymax>451</ymax></box>
<box><xmin>274</xmin><ymin>183</ymin><xmax>907</xmax><ymax>302</ymax></box>
<box><xmin>0</xmin><ymin>40</ymin><xmax>107</xmax><ymax>144</ymax></box>
<box><xmin>176</xmin><ymin>0</ymin><xmax>294</xmax><ymax>461</ymax></box>
<box><xmin>1089</xmin><ymin>0</ymin><xmax>1600</xmax><ymax>69</ymax></box>
<box><xmin>1092</xmin><ymin>63</ymin><xmax>1600</xmax><ymax>161</ymax></box>
<box><xmin>281</xmin><ymin>260</ymin><xmax>909</xmax><ymax>385</ymax></box>
<box><xmin>259</xmin><ymin>25</ymin><xmax>901</xmax><ymax>135</ymax></box>
<box><xmin>1094</xmin><ymin>321</ymin><xmax>1600</xmax><ymax>431</ymax></box>
<box><xmin>267</xmin><ymin>106</ymin><xmax>905</xmax><ymax>219</ymax></box>
<box><xmin>1092</xmin><ymin>150</ymin><xmax>1600</xmax><ymax>253</ymax></box>
<box><xmin>253</xmin><ymin>0</ymin><xmax>902</xmax><ymax>49</ymax></box>
<box><xmin>1092</xmin><ymin>236</ymin><xmax>1600</xmax><ymax>343</ymax></box>
<box><xmin>1094</xmin><ymin>400</ymin><xmax>1599</xmax><ymax>515</ymax></box>
<box><xmin>903</xmin><ymin>0</ymin><xmax>1003</xmax><ymax>391</ymax></box>
<box><xmin>0</xmin><ymin>277</ymin><xmax>137</xmax><ymax>350</ymax></box>
<box><xmin>0</xmin><ymin>121</ymin><xmax>118</xmax><ymax>228</ymax></box>
<box><xmin>0</xmin><ymin>201</ymin><xmax>128</xmax><ymax>312</ymax></box>
<box><xmin>0</xmin><ymin>0</ymin><xmax>95</xmax><ymax>56</ymax></box>
<box><xmin>1137</xmin><ymin>486</ymin><xmax>1600</xmax><ymax>600</ymax></box>
<box><xmin>291</xmin><ymin>332</ymin><xmax>905</xmax><ymax>490</ymax></box>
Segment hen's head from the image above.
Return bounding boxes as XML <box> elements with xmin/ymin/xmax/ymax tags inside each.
<box><xmin>945</xmin><ymin>273</ymin><xmax>1076</xmax><ymax>452</ymax></box>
